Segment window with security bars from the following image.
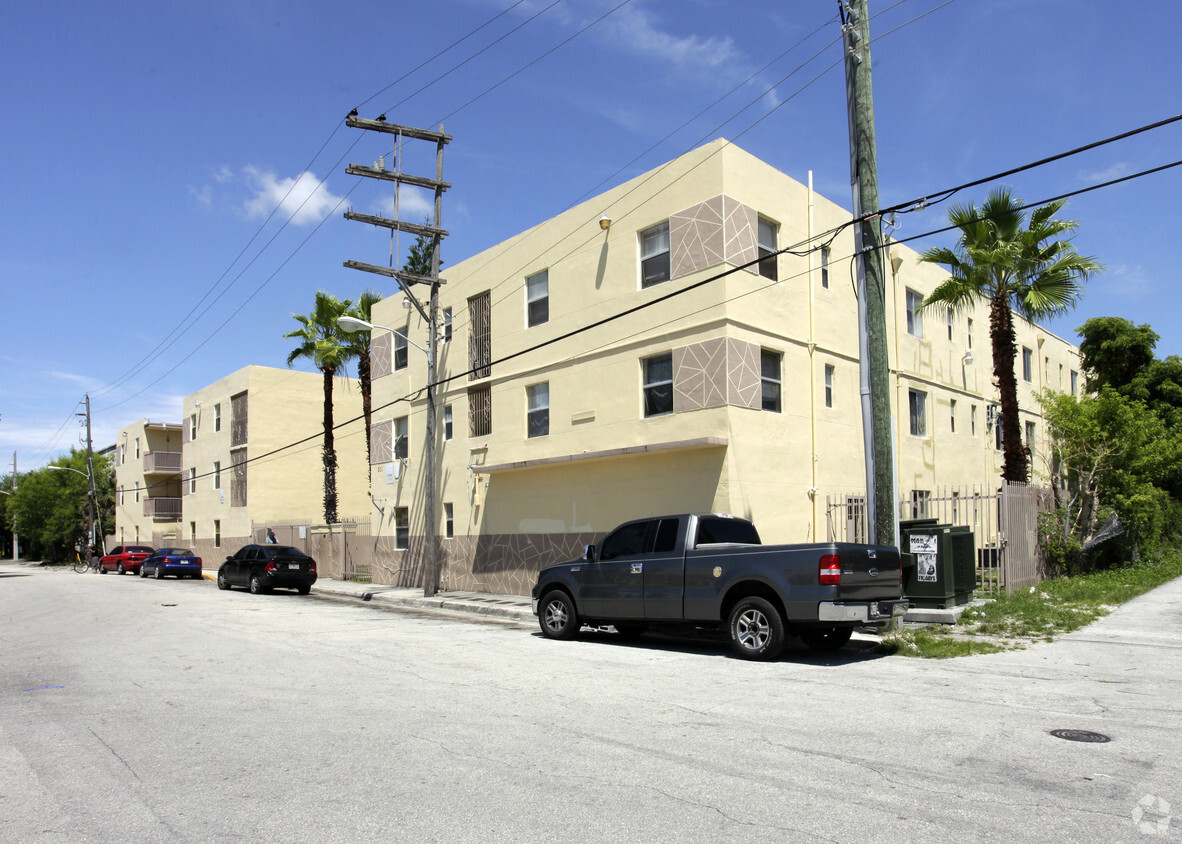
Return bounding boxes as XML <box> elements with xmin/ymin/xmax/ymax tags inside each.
<box><xmin>395</xmin><ymin>507</ymin><xmax>409</xmax><ymax>550</ymax></box>
<box><xmin>230</xmin><ymin>447</ymin><xmax>248</xmax><ymax>507</ymax></box>
<box><xmin>468</xmin><ymin>291</ymin><xmax>491</xmax><ymax>379</ymax></box>
<box><xmin>469</xmin><ymin>385</ymin><xmax>491</xmax><ymax>437</ymax></box>
<box><xmin>230</xmin><ymin>391</ymin><xmax>248</xmax><ymax>447</ymax></box>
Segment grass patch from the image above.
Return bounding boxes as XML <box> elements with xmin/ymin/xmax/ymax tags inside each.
<box><xmin>883</xmin><ymin>552</ymin><xmax>1182</xmax><ymax>659</ymax></box>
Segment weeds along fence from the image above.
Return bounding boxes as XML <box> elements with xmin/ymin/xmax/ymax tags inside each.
<box><xmin>825</xmin><ymin>482</ymin><xmax>1053</xmax><ymax>596</ymax></box>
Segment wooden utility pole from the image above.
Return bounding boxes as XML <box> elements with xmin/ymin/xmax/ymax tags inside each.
<box><xmin>344</xmin><ymin>115</ymin><xmax>451</xmax><ymax>597</ymax></box>
<box><xmin>83</xmin><ymin>393</ymin><xmax>98</xmax><ymax>553</ymax></box>
<box><xmin>842</xmin><ymin>0</ymin><xmax>896</xmax><ymax>547</ymax></box>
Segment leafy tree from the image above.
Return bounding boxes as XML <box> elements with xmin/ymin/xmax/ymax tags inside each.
<box><xmin>1039</xmin><ymin>388</ymin><xmax>1182</xmax><ymax>571</ymax></box>
<box><xmin>1078</xmin><ymin>317</ymin><xmax>1182</xmax><ymax>430</ymax></box>
<box><xmin>403</xmin><ymin>221</ymin><xmax>441</xmax><ymax>277</ymax></box>
<box><xmin>919</xmin><ymin>187</ymin><xmax>1102</xmax><ymax>483</ymax></box>
<box><xmin>6</xmin><ymin>450</ymin><xmax>112</xmax><ymax>562</ymax></box>
<box><xmin>284</xmin><ymin>291</ymin><xmax>356</xmax><ymax>524</ymax></box>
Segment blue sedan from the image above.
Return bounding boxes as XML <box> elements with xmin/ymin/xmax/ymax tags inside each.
<box><xmin>140</xmin><ymin>548</ymin><xmax>204</xmax><ymax>580</ymax></box>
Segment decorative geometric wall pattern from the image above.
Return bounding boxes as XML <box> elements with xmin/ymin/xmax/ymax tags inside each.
<box><xmin>672</xmin><ymin>337</ymin><xmax>761</xmax><ymax>412</ymax></box>
<box><xmin>370</xmin><ymin>419</ymin><xmax>392</xmax><ymax>465</ymax></box>
<box><xmin>370</xmin><ymin>332</ymin><xmax>391</xmax><ymax>380</ymax></box>
<box><xmin>670</xmin><ymin>194</ymin><xmax>759</xmax><ymax>280</ymax></box>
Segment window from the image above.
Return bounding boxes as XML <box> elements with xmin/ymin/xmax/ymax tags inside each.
<box><xmin>947</xmin><ymin>308</ymin><xmax>954</xmax><ymax>342</ymax></box>
<box><xmin>1022</xmin><ymin>347</ymin><xmax>1033</xmax><ymax>381</ymax></box>
<box><xmin>230</xmin><ymin>447</ymin><xmax>248</xmax><ymax>507</ymax></box>
<box><xmin>190</xmin><ymin>413</ymin><xmax>197</xmax><ymax>440</ymax></box>
<box><xmin>214</xmin><ymin>403</ymin><xmax>222</xmax><ymax>432</ymax></box>
<box><xmin>757</xmin><ymin>217</ymin><xmax>778</xmax><ymax>280</ymax></box>
<box><xmin>526</xmin><ymin>270</ymin><xmax>548</xmax><ymax>327</ymax></box>
<box><xmin>967</xmin><ymin>317</ymin><xmax>974</xmax><ymax>349</ymax></box>
<box><xmin>1071</xmin><ymin>370</ymin><xmax>1078</xmax><ymax>396</ymax></box>
<box><xmin>643</xmin><ymin>353</ymin><xmax>673</xmax><ymax>417</ymax></box>
<box><xmin>950</xmin><ymin>399</ymin><xmax>957</xmax><ymax>433</ymax></box>
<box><xmin>443</xmin><ymin>405</ymin><xmax>453</xmax><ymax>441</ymax></box>
<box><xmin>971</xmin><ymin>404</ymin><xmax>978</xmax><ymax>436</ymax></box>
<box><xmin>600</xmin><ymin>521</ymin><xmax>649</xmax><ymax>561</ymax></box>
<box><xmin>119</xmin><ymin>444</ymin><xmax>124</xmax><ymax>465</ymax></box>
<box><xmin>908</xmin><ymin>389</ymin><xmax>927</xmax><ymax>436</ymax></box>
<box><xmin>906</xmin><ymin>289</ymin><xmax>924</xmax><ymax>338</ymax></box>
<box><xmin>468</xmin><ymin>292</ymin><xmax>491</xmax><ymax>379</ymax></box>
<box><xmin>134</xmin><ymin>437</ymin><xmax>141</xmax><ymax>458</ymax></box>
<box><xmin>443</xmin><ymin>307</ymin><xmax>452</xmax><ymax>342</ymax></box>
<box><xmin>394</xmin><ymin>507</ymin><xmax>409</xmax><ymax>550</ymax></box>
<box><xmin>824</xmin><ymin>364</ymin><xmax>835</xmax><ymax>408</ymax></box>
<box><xmin>213</xmin><ymin>461</ymin><xmax>221</xmax><ymax>490</ymax></box>
<box><xmin>190</xmin><ymin>522</ymin><xmax>196</xmax><ymax>541</ymax></box>
<box><xmin>820</xmin><ymin>246</ymin><xmax>830</xmax><ymax>289</ymax></box>
<box><xmin>469</xmin><ymin>385</ymin><xmax>491</xmax><ymax>437</ymax></box>
<box><xmin>910</xmin><ymin>490</ymin><xmax>931</xmax><ymax>519</ymax></box>
<box><xmin>119</xmin><ymin>486</ymin><xmax>124</xmax><ymax>506</ymax></box>
<box><xmin>640</xmin><ymin>221</ymin><xmax>670</xmax><ymax>287</ymax></box>
<box><xmin>394</xmin><ymin>416</ymin><xmax>408</xmax><ymax>460</ymax></box>
<box><xmin>760</xmin><ymin>349</ymin><xmax>781</xmax><ymax>413</ymax></box>
<box><xmin>188</xmin><ymin>468</ymin><xmax>196</xmax><ymax>494</ymax></box>
<box><xmin>214</xmin><ymin>520</ymin><xmax>221</xmax><ymax>548</ymax></box>
<box><xmin>394</xmin><ymin>330</ymin><xmax>408</xmax><ymax>371</ymax></box>
<box><xmin>135</xmin><ymin>481</ymin><xmax>141</xmax><ymax>503</ymax></box>
<box><xmin>444</xmin><ymin>503</ymin><xmax>454</xmax><ymax>539</ymax></box>
<box><xmin>1026</xmin><ymin>421</ymin><xmax>1036</xmax><ymax>460</ymax></box>
<box><xmin>527</xmin><ymin>383</ymin><xmax>549</xmax><ymax>438</ymax></box>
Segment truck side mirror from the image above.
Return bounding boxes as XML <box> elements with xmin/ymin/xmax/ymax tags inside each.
<box><xmin>584</xmin><ymin>544</ymin><xmax>596</xmax><ymax>563</ymax></box>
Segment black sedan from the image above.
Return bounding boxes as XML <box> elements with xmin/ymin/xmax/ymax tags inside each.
<box><xmin>140</xmin><ymin>547</ymin><xmax>204</xmax><ymax>580</ymax></box>
<box><xmin>217</xmin><ymin>544</ymin><xmax>317</xmax><ymax>595</ymax></box>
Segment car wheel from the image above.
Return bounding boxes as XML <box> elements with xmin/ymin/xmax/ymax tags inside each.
<box><xmin>249</xmin><ymin>574</ymin><xmax>265</xmax><ymax>595</ymax></box>
<box><xmin>217</xmin><ymin>570</ymin><xmax>231</xmax><ymax>591</ymax></box>
<box><xmin>117</xmin><ymin>563</ymin><xmax>126</xmax><ymax>575</ymax></box>
<box><xmin>727</xmin><ymin>596</ymin><xmax>785</xmax><ymax>661</ymax></box>
<box><xmin>800</xmin><ymin>626</ymin><xmax>853</xmax><ymax>652</ymax></box>
<box><xmin>297</xmin><ymin>585</ymin><xmax>311</xmax><ymax>595</ymax></box>
<box><xmin>98</xmin><ymin>565</ymin><xmax>107</xmax><ymax>574</ymax></box>
<box><xmin>154</xmin><ymin>565</ymin><xmax>163</xmax><ymax>580</ymax></box>
<box><xmin>538</xmin><ymin>590</ymin><xmax>579</xmax><ymax>640</ymax></box>
<box><xmin>140</xmin><ymin>566</ymin><xmax>147</xmax><ymax>578</ymax></box>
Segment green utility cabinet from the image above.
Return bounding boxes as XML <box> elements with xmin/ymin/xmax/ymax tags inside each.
<box><xmin>900</xmin><ymin>519</ymin><xmax>975</xmax><ymax>609</ymax></box>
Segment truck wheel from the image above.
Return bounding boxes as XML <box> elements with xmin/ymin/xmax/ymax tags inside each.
<box><xmin>728</xmin><ymin>597</ymin><xmax>785</xmax><ymax>661</ymax></box>
<box><xmin>800</xmin><ymin>626</ymin><xmax>853</xmax><ymax>652</ymax></box>
<box><xmin>539</xmin><ymin>590</ymin><xmax>579</xmax><ymax>640</ymax></box>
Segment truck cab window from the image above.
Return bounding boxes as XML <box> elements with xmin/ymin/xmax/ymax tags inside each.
<box><xmin>654</xmin><ymin>518</ymin><xmax>679</xmax><ymax>553</ymax></box>
<box><xmin>599</xmin><ymin>521</ymin><xmax>650</xmax><ymax>561</ymax></box>
<box><xmin>696</xmin><ymin>517</ymin><xmax>761</xmax><ymax>546</ymax></box>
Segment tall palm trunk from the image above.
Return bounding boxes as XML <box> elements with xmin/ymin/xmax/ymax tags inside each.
<box><xmin>358</xmin><ymin>349</ymin><xmax>373</xmax><ymax>478</ymax></box>
<box><xmin>322</xmin><ymin>366</ymin><xmax>338</xmax><ymax>524</ymax></box>
<box><xmin>989</xmin><ymin>294</ymin><xmax>1028</xmax><ymax>483</ymax></box>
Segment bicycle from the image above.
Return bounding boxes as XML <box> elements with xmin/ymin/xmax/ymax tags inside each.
<box><xmin>73</xmin><ymin>551</ymin><xmax>91</xmax><ymax>573</ymax></box>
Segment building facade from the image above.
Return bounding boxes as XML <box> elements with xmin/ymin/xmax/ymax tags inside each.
<box><xmin>360</xmin><ymin>140</ymin><xmax>1081</xmax><ymax>595</ymax></box>
<box><xmin>113</xmin><ymin>419</ymin><xmax>185</xmax><ymax>548</ymax></box>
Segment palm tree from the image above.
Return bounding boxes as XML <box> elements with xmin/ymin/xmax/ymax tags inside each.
<box><xmin>344</xmin><ymin>290</ymin><xmax>383</xmax><ymax>475</ymax></box>
<box><xmin>918</xmin><ymin>187</ymin><xmax>1102</xmax><ymax>483</ymax></box>
<box><xmin>284</xmin><ymin>291</ymin><xmax>355</xmax><ymax>524</ymax></box>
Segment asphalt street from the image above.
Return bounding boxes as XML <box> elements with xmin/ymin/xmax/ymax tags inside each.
<box><xmin>1</xmin><ymin>563</ymin><xmax>1178</xmax><ymax>842</ymax></box>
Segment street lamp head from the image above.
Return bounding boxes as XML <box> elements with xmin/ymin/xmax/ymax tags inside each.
<box><xmin>46</xmin><ymin>466</ymin><xmax>90</xmax><ymax>479</ymax></box>
<box><xmin>337</xmin><ymin>315</ymin><xmax>376</xmax><ymax>334</ymax></box>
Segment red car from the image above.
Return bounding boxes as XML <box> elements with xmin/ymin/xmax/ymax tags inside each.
<box><xmin>99</xmin><ymin>545</ymin><xmax>155</xmax><ymax>575</ymax></box>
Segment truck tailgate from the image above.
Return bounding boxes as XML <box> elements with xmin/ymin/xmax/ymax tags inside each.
<box><xmin>833</xmin><ymin>543</ymin><xmax>902</xmax><ymax>599</ymax></box>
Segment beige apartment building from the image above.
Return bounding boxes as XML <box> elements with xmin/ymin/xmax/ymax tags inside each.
<box><xmin>360</xmin><ymin>139</ymin><xmax>1080</xmax><ymax>595</ymax></box>
<box><xmin>112</xmin><ymin>365</ymin><xmax>371</xmax><ymax>562</ymax></box>
<box><xmin>112</xmin><ymin>419</ymin><xmax>185</xmax><ymax>548</ymax></box>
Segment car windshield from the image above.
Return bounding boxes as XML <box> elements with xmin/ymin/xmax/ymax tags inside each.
<box><xmin>130</xmin><ymin>546</ymin><xmax>155</xmax><ymax>553</ymax></box>
<box><xmin>160</xmin><ymin>548</ymin><xmax>193</xmax><ymax>556</ymax></box>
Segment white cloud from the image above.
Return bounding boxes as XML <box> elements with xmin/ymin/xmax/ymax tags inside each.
<box><xmin>602</xmin><ymin>5</ymin><xmax>740</xmax><ymax>70</ymax></box>
<box><xmin>378</xmin><ymin>188</ymin><xmax>435</xmax><ymax>221</ymax></box>
<box><xmin>1082</xmin><ymin>162</ymin><xmax>1130</xmax><ymax>184</ymax></box>
<box><xmin>242</xmin><ymin>167</ymin><xmax>344</xmax><ymax>226</ymax></box>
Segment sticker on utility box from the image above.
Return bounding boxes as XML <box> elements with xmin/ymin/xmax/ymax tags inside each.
<box><xmin>910</xmin><ymin>534</ymin><xmax>938</xmax><ymax>583</ymax></box>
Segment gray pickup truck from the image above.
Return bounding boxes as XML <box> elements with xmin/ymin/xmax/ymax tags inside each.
<box><xmin>531</xmin><ymin>513</ymin><xmax>906</xmax><ymax>660</ymax></box>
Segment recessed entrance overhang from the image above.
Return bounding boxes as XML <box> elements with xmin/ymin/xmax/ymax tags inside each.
<box><xmin>471</xmin><ymin>436</ymin><xmax>728</xmax><ymax>475</ymax></box>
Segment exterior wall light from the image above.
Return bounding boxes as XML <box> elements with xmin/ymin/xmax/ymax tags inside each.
<box><xmin>599</xmin><ymin>214</ymin><xmax>611</xmax><ymax>230</ymax></box>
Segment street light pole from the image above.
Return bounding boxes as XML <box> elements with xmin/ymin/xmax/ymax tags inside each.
<box><xmin>337</xmin><ymin>315</ymin><xmax>438</xmax><ymax>596</ymax></box>
<box><xmin>46</xmin><ymin>463</ymin><xmax>97</xmax><ymax>554</ymax></box>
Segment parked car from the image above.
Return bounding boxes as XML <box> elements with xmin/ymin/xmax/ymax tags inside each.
<box><xmin>140</xmin><ymin>548</ymin><xmax>204</xmax><ymax>580</ymax></box>
<box><xmin>217</xmin><ymin>544</ymin><xmax>317</xmax><ymax>595</ymax></box>
<box><xmin>98</xmin><ymin>545</ymin><xmax>155</xmax><ymax>575</ymax></box>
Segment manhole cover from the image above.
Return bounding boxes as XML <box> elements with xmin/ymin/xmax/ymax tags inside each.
<box><xmin>1050</xmin><ymin>729</ymin><xmax>1111</xmax><ymax>743</ymax></box>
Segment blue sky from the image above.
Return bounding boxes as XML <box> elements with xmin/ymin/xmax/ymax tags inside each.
<box><xmin>2</xmin><ymin>0</ymin><xmax>1180</xmax><ymax>469</ymax></box>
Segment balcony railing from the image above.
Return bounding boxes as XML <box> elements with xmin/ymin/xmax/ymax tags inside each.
<box><xmin>143</xmin><ymin>451</ymin><xmax>182</xmax><ymax>474</ymax></box>
<box><xmin>143</xmin><ymin>497</ymin><xmax>182</xmax><ymax>519</ymax></box>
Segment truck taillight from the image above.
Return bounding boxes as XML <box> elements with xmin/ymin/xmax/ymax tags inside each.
<box><xmin>819</xmin><ymin>554</ymin><xmax>841</xmax><ymax>585</ymax></box>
